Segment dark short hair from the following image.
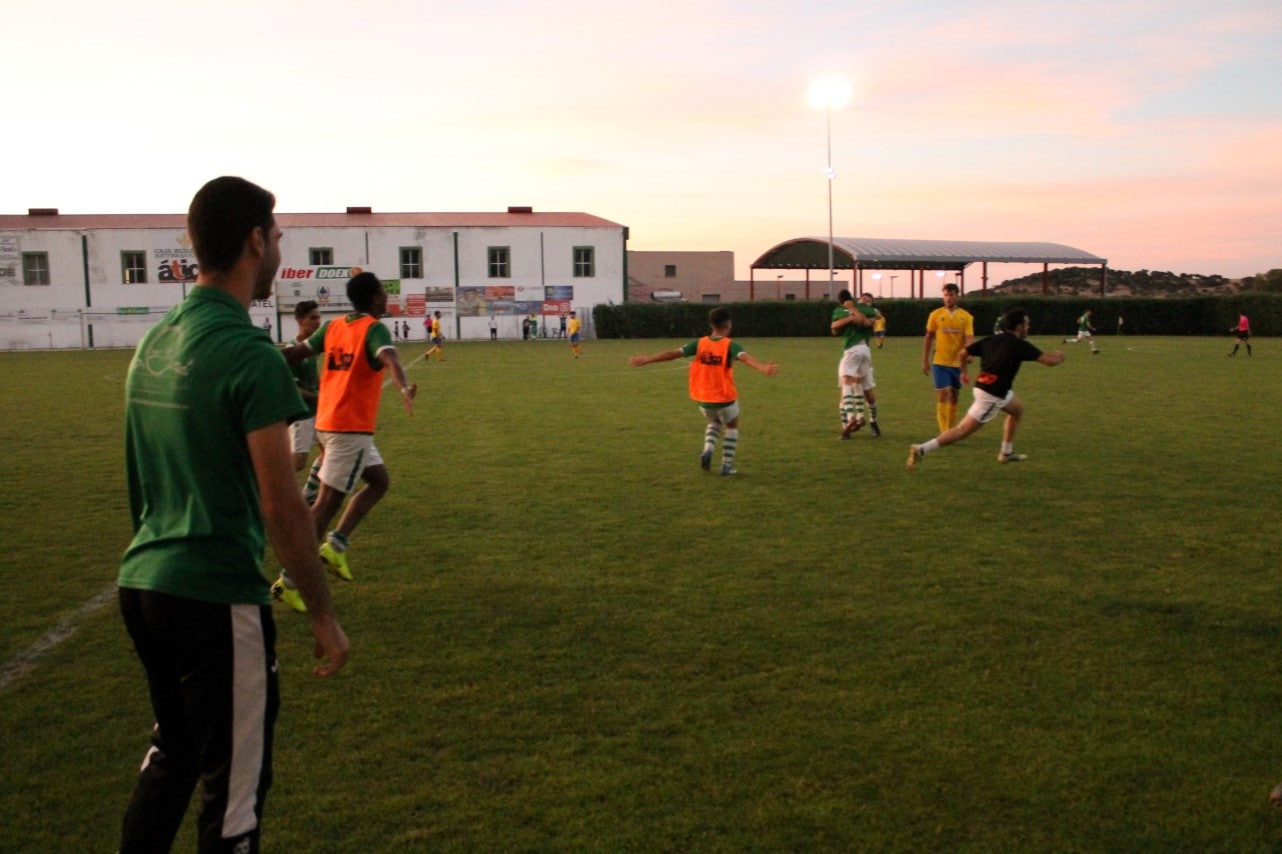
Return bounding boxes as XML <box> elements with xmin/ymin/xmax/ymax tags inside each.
<box><xmin>294</xmin><ymin>300</ymin><xmax>319</xmax><ymax>319</ymax></box>
<box><xmin>708</xmin><ymin>306</ymin><xmax>731</xmax><ymax>328</ymax></box>
<box><xmin>346</xmin><ymin>272</ymin><xmax>383</xmax><ymax>312</ymax></box>
<box><xmin>942</xmin><ymin>283</ymin><xmax>959</xmax><ymax>295</ymax></box>
<box><xmin>1002</xmin><ymin>308</ymin><xmax>1028</xmax><ymax>331</ymax></box>
<box><xmin>837</xmin><ymin>289</ymin><xmax>853</xmax><ymax>303</ymax></box>
<box><xmin>187</xmin><ymin>177</ymin><xmax>275</xmax><ymax>275</ymax></box>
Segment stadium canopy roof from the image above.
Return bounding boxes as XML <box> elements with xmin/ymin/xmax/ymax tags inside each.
<box><xmin>749</xmin><ymin>236</ymin><xmax>1108</xmax><ymax>297</ymax></box>
<box><xmin>751</xmin><ymin>237</ymin><xmax>1106</xmax><ymax>272</ymax></box>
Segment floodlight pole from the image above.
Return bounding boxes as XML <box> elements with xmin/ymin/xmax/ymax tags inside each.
<box><xmin>825</xmin><ymin>101</ymin><xmax>836</xmax><ymax>301</ymax></box>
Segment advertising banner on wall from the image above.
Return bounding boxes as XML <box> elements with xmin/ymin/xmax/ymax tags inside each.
<box><xmin>457</xmin><ymin>286</ymin><xmax>515</xmax><ymax>317</ymax></box>
<box><xmin>154</xmin><ymin>248</ymin><xmax>199</xmax><ymax>283</ymax></box>
<box><xmin>275</xmin><ymin>266</ymin><xmax>366</xmax><ymax>312</ymax></box>
<box><xmin>405</xmin><ymin>294</ymin><xmax>426</xmax><ymax>317</ymax></box>
<box><xmin>0</xmin><ymin>236</ymin><xmax>19</xmax><ymax>285</ymax></box>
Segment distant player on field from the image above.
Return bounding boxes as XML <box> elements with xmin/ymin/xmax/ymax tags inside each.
<box><xmin>922</xmin><ymin>283</ymin><xmax>975</xmax><ymax>433</ymax></box>
<box><xmin>629</xmin><ymin>306</ymin><xmax>778</xmax><ymax>476</ymax></box>
<box><xmin>1228</xmin><ymin>312</ymin><xmax>1251</xmax><ymax>356</ymax></box>
<box><xmin>831</xmin><ymin>290</ymin><xmax>881</xmax><ymax>438</ymax></box>
<box><xmin>425</xmin><ymin>310</ymin><xmax>446</xmax><ymax>362</ymax></box>
<box><xmin>568</xmin><ymin>310</ymin><xmax>583</xmax><ymax>358</ymax></box>
<box><xmin>1064</xmin><ymin>308</ymin><xmax>1100</xmax><ymax>354</ymax></box>
<box><xmin>907</xmin><ymin>308</ymin><xmax>1065</xmax><ymax>470</ymax></box>
<box><xmin>289</xmin><ymin>300</ymin><xmax>322</xmax><ymax>473</ymax></box>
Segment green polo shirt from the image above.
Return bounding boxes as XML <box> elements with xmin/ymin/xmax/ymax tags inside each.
<box><xmin>119</xmin><ymin>286</ymin><xmax>307</xmax><ymax>604</ymax></box>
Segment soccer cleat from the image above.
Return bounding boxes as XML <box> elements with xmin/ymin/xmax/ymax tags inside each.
<box><xmin>320</xmin><ymin>541</ymin><xmax>353</xmax><ymax>581</ymax></box>
<box><xmin>841</xmin><ymin>417</ymin><xmax>864</xmax><ymax>440</ymax></box>
<box><xmin>700</xmin><ymin>449</ymin><xmax>713</xmax><ymax>471</ymax></box>
<box><xmin>906</xmin><ymin>444</ymin><xmax>923</xmax><ymax>471</ymax></box>
<box><xmin>720</xmin><ymin>464</ymin><xmax>738</xmax><ymax>476</ymax></box>
<box><xmin>869</xmin><ymin>421</ymin><xmax>881</xmax><ymax>438</ymax></box>
<box><xmin>998</xmin><ymin>452</ymin><xmax>1028</xmax><ymax>464</ymax></box>
<box><xmin>271</xmin><ymin>578</ymin><xmax>308</xmax><ymax>614</ymax></box>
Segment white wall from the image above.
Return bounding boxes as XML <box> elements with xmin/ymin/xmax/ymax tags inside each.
<box><xmin>0</xmin><ymin>222</ymin><xmax>623</xmax><ymax>349</ymax></box>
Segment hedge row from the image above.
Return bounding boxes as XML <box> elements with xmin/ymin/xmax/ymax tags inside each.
<box><xmin>593</xmin><ymin>294</ymin><xmax>1282</xmax><ymax>340</ymax></box>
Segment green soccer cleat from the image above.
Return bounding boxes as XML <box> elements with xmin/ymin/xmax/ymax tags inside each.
<box><xmin>320</xmin><ymin>541</ymin><xmax>353</xmax><ymax>581</ymax></box>
<box><xmin>271</xmin><ymin>577</ymin><xmax>308</xmax><ymax>613</ymax></box>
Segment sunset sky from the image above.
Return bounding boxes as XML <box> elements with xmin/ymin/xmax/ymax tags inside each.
<box><xmin>4</xmin><ymin>0</ymin><xmax>1278</xmax><ymax>290</ymax></box>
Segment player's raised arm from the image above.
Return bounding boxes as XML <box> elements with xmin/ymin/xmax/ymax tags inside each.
<box><xmin>629</xmin><ymin>348</ymin><xmax>684</xmax><ymax>367</ymax></box>
<box><xmin>738</xmin><ymin>352</ymin><xmax>779</xmax><ymax>376</ymax></box>
<box><xmin>1039</xmin><ymin>350</ymin><xmax>1067</xmax><ymax>367</ymax></box>
<box><xmin>378</xmin><ymin>347</ymin><xmax>417</xmax><ymax>415</ymax></box>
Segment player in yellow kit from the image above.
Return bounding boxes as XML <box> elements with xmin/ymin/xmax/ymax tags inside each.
<box><xmin>922</xmin><ymin>283</ymin><xmax>974</xmax><ymax>433</ymax></box>
<box><xmin>568</xmin><ymin>311</ymin><xmax>583</xmax><ymax>358</ymax></box>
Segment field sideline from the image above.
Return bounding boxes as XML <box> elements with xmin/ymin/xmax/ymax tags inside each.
<box><xmin>3</xmin><ymin>335</ymin><xmax>1282</xmax><ymax>851</ymax></box>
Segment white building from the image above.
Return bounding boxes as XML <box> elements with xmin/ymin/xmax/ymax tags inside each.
<box><xmin>0</xmin><ymin>206</ymin><xmax>627</xmax><ymax>349</ymax></box>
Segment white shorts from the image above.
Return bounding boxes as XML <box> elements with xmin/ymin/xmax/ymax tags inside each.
<box><xmin>699</xmin><ymin>401</ymin><xmax>740</xmax><ymax>426</ymax></box>
<box><xmin>838</xmin><ymin>344</ymin><xmax>876</xmax><ymax>389</ymax></box>
<box><xmin>966</xmin><ymin>388</ymin><xmax>1015</xmax><ymax>424</ymax></box>
<box><xmin>289</xmin><ymin>417</ymin><xmax>316</xmax><ymax>455</ymax></box>
<box><xmin>1076</xmin><ymin>330</ymin><xmax>1092</xmax><ymax>341</ymax></box>
<box><xmin>316</xmin><ymin>431</ymin><xmax>384</xmax><ymax>494</ymax></box>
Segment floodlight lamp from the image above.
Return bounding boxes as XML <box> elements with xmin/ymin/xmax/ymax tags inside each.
<box><xmin>808</xmin><ymin>78</ymin><xmax>852</xmax><ymax>110</ymax></box>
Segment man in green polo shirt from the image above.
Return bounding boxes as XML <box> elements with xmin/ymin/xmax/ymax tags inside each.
<box><xmin>117</xmin><ymin>176</ymin><xmax>349</xmax><ymax>853</ymax></box>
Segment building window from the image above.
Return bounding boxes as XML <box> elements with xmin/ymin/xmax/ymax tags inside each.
<box><xmin>572</xmin><ymin>246</ymin><xmax>595</xmax><ymax>278</ymax></box>
<box><xmin>664</xmin><ymin>265</ymin><xmax>677</xmax><ymax>278</ymax></box>
<box><xmin>22</xmin><ymin>252</ymin><xmax>50</xmax><ymax>286</ymax></box>
<box><xmin>309</xmin><ymin>247</ymin><xmax>333</xmax><ymax>266</ymax></box>
<box><xmin>122</xmin><ymin>251</ymin><xmax>147</xmax><ymax>284</ymax></box>
<box><xmin>701</xmin><ymin>294</ymin><xmax>720</xmax><ymax>304</ymax></box>
<box><xmin>488</xmin><ymin>246</ymin><xmax>510</xmax><ymax>278</ymax></box>
<box><xmin>400</xmin><ymin>246</ymin><xmax>423</xmax><ymax>279</ymax></box>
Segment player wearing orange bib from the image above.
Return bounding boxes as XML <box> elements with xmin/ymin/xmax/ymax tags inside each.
<box><xmin>272</xmin><ymin>272</ymin><xmax>416</xmax><ymax>610</ymax></box>
<box><xmin>629</xmin><ymin>306</ymin><xmax>779</xmax><ymax>476</ymax></box>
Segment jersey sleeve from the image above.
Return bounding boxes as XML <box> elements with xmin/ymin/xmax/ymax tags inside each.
<box><xmin>305</xmin><ymin>320</ymin><xmax>329</xmax><ymax>355</ymax></box>
<box><xmin>365</xmin><ymin>321</ymin><xmax>394</xmax><ymax>369</ymax></box>
<box><xmin>679</xmin><ymin>339</ymin><xmax>700</xmax><ymax>358</ymax></box>
<box><xmin>729</xmin><ymin>341</ymin><xmax>745</xmax><ymax>361</ymax></box>
<box><xmin>233</xmin><ymin>341</ymin><xmax>309</xmax><ymax>435</ymax></box>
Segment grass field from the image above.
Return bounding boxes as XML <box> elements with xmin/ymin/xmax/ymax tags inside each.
<box><xmin>3</xmin><ymin>333</ymin><xmax>1282</xmax><ymax>851</ymax></box>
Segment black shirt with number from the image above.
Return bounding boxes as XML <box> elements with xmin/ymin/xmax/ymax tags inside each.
<box><xmin>966</xmin><ymin>333</ymin><xmax>1043</xmax><ymax>398</ymax></box>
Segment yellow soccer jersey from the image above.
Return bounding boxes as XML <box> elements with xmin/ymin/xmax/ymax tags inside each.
<box><xmin>568</xmin><ymin>317</ymin><xmax>582</xmax><ymax>336</ymax></box>
<box><xmin>925</xmin><ymin>307</ymin><xmax>974</xmax><ymax>367</ymax></box>
<box><xmin>873</xmin><ymin>316</ymin><xmax>886</xmax><ymax>333</ymax></box>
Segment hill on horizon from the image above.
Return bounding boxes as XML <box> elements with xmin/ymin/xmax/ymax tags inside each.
<box><xmin>993</xmin><ymin>267</ymin><xmax>1240</xmax><ymax>297</ymax></box>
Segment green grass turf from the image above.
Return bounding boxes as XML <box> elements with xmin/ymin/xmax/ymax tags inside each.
<box><xmin>2</xmin><ymin>335</ymin><xmax>1282</xmax><ymax>851</ymax></box>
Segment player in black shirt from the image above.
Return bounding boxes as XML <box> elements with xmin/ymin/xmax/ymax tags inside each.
<box><xmin>907</xmin><ymin>308</ymin><xmax>1065</xmax><ymax>470</ymax></box>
